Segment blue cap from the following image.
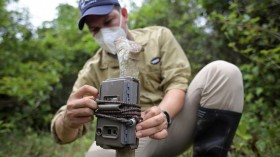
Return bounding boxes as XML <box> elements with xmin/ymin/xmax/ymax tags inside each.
<box><xmin>78</xmin><ymin>0</ymin><xmax>120</xmax><ymax>30</ymax></box>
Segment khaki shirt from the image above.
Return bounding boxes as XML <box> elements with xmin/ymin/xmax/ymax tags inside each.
<box><xmin>51</xmin><ymin>26</ymin><xmax>191</xmax><ymax>143</ymax></box>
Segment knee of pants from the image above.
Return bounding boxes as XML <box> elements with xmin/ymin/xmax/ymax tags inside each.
<box><xmin>200</xmin><ymin>60</ymin><xmax>244</xmax><ymax>113</ymax></box>
<box><xmin>207</xmin><ymin>60</ymin><xmax>242</xmax><ymax>80</ymax></box>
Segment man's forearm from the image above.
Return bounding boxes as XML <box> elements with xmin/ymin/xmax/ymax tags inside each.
<box><xmin>158</xmin><ymin>89</ymin><xmax>185</xmax><ymax>118</ymax></box>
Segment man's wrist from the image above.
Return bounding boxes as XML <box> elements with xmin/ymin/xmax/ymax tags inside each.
<box><xmin>162</xmin><ymin>110</ymin><xmax>172</xmax><ymax>128</ymax></box>
<box><xmin>56</xmin><ymin>113</ymin><xmax>79</xmax><ymax>143</ymax></box>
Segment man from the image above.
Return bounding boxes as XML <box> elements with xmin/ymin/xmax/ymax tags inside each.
<box><xmin>51</xmin><ymin>0</ymin><xmax>244</xmax><ymax>157</ymax></box>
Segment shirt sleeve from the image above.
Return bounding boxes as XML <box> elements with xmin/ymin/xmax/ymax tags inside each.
<box><xmin>159</xmin><ymin>27</ymin><xmax>191</xmax><ymax>93</ymax></box>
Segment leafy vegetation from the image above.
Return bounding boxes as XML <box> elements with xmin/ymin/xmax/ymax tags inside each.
<box><xmin>0</xmin><ymin>0</ymin><xmax>279</xmax><ymax>156</ymax></box>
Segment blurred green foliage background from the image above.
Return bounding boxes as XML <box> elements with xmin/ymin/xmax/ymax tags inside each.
<box><xmin>0</xmin><ymin>0</ymin><xmax>279</xmax><ymax>156</ymax></box>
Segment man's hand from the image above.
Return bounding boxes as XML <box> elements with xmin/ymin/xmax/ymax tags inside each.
<box><xmin>63</xmin><ymin>85</ymin><xmax>99</xmax><ymax>129</ymax></box>
<box><xmin>55</xmin><ymin>85</ymin><xmax>98</xmax><ymax>143</ymax></box>
<box><xmin>136</xmin><ymin>106</ymin><xmax>168</xmax><ymax>140</ymax></box>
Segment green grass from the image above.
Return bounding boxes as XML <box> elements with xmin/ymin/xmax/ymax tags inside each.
<box><xmin>0</xmin><ymin>126</ymin><xmax>95</xmax><ymax>157</ymax></box>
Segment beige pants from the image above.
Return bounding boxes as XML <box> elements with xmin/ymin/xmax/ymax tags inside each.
<box><xmin>86</xmin><ymin>60</ymin><xmax>244</xmax><ymax>157</ymax></box>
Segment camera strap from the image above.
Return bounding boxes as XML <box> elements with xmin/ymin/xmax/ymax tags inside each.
<box><xmin>95</xmin><ymin>99</ymin><xmax>142</xmax><ymax>126</ymax></box>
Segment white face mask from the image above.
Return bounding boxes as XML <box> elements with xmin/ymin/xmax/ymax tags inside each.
<box><xmin>94</xmin><ymin>12</ymin><xmax>126</xmax><ymax>55</ymax></box>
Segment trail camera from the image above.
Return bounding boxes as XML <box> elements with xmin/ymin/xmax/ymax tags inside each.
<box><xmin>95</xmin><ymin>77</ymin><xmax>141</xmax><ymax>149</ymax></box>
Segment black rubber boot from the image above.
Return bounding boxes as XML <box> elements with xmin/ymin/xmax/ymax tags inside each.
<box><xmin>193</xmin><ymin>107</ymin><xmax>242</xmax><ymax>157</ymax></box>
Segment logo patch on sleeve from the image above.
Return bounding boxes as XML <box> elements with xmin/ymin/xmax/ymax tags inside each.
<box><xmin>150</xmin><ymin>57</ymin><xmax>161</xmax><ymax>65</ymax></box>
